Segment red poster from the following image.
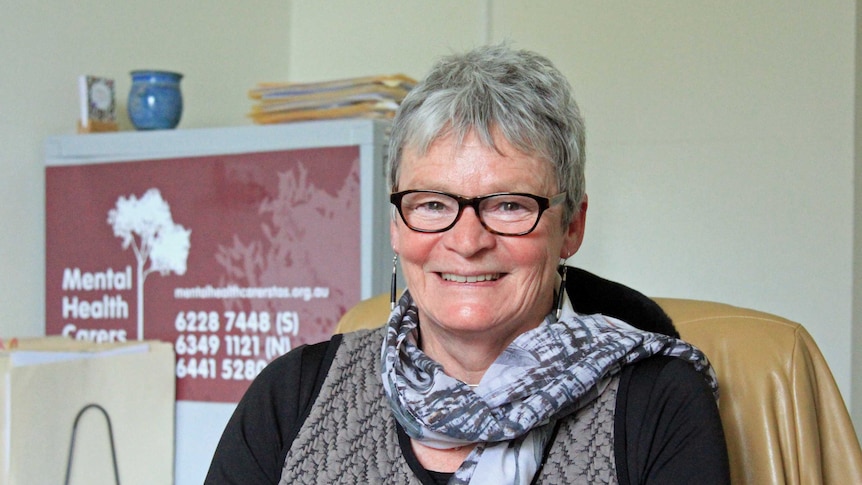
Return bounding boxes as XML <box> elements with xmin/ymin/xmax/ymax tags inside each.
<box><xmin>46</xmin><ymin>146</ymin><xmax>362</xmax><ymax>402</ymax></box>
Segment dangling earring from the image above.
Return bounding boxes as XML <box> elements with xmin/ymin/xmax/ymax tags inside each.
<box><xmin>555</xmin><ymin>262</ymin><xmax>568</xmax><ymax>319</ymax></box>
<box><xmin>390</xmin><ymin>254</ymin><xmax>398</xmax><ymax>309</ymax></box>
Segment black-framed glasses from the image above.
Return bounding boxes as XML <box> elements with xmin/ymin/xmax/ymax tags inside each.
<box><xmin>390</xmin><ymin>190</ymin><xmax>566</xmax><ymax>236</ymax></box>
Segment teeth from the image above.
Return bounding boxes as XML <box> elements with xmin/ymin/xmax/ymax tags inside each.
<box><xmin>441</xmin><ymin>273</ymin><xmax>500</xmax><ymax>283</ymax></box>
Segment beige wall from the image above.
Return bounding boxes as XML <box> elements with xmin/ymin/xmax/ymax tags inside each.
<box><xmin>1</xmin><ymin>0</ymin><xmax>859</xmax><ymax>451</ymax></box>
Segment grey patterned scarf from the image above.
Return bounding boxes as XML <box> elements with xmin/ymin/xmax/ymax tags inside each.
<box><xmin>380</xmin><ymin>289</ymin><xmax>718</xmax><ymax>484</ymax></box>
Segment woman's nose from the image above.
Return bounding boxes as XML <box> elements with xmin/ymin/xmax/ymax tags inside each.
<box><xmin>443</xmin><ymin>206</ymin><xmax>496</xmax><ymax>255</ymax></box>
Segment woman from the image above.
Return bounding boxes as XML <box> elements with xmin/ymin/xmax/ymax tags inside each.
<box><xmin>206</xmin><ymin>45</ymin><xmax>729</xmax><ymax>484</ymax></box>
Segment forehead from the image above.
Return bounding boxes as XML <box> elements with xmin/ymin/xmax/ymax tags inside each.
<box><xmin>398</xmin><ymin>131</ymin><xmax>556</xmax><ymax>194</ymax></box>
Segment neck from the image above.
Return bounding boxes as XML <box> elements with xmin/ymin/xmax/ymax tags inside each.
<box><xmin>417</xmin><ymin>316</ymin><xmax>545</xmax><ymax>386</ymax></box>
<box><xmin>419</xmin><ymin>330</ymin><xmax>498</xmax><ymax>386</ymax></box>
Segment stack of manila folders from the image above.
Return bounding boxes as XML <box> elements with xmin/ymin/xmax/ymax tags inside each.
<box><xmin>248</xmin><ymin>74</ymin><xmax>416</xmax><ymax>124</ymax></box>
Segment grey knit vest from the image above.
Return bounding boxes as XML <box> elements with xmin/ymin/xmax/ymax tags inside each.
<box><xmin>279</xmin><ymin>327</ymin><xmax>618</xmax><ymax>484</ymax></box>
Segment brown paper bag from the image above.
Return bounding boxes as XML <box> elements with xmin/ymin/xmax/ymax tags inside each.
<box><xmin>0</xmin><ymin>337</ymin><xmax>175</xmax><ymax>485</ymax></box>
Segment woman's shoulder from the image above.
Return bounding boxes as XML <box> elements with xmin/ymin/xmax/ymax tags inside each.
<box><xmin>615</xmin><ymin>356</ymin><xmax>729</xmax><ymax>484</ymax></box>
<box><xmin>251</xmin><ymin>336</ymin><xmax>335</xmax><ymax>386</ymax></box>
<box><xmin>619</xmin><ymin>355</ymin><xmax>717</xmax><ymax>406</ymax></box>
<box><xmin>251</xmin><ymin>328</ymin><xmax>384</xmax><ymax>405</ymax></box>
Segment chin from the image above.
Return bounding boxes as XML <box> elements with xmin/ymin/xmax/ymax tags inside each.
<box><xmin>424</xmin><ymin>304</ymin><xmax>521</xmax><ymax>335</ymax></box>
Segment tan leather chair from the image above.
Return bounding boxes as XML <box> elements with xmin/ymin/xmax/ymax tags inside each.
<box><xmin>335</xmin><ymin>294</ymin><xmax>862</xmax><ymax>484</ymax></box>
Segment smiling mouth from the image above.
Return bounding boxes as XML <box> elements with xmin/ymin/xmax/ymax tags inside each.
<box><xmin>440</xmin><ymin>273</ymin><xmax>501</xmax><ymax>283</ymax></box>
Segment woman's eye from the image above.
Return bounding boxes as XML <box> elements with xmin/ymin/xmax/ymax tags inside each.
<box><xmin>410</xmin><ymin>196</ymin><xmax>456</xmax><ymax>213</ymax></box>
<box><xmin>499</xmin><ymin>201</ymin><xmax>524</xmax><ymax>212</ymax></box>
<box><xmin>418</xmin><ymin>201</ymin><xmax>447</xmax><ymax>212</ymax></box>
<box><xmin>489</xmin><ymin>199</ymin><xmax>528</xmax><ymax>213</ymax></box>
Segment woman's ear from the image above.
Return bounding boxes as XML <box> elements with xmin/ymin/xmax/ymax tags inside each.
<box><xmin>561</xmin><ymin>195</ymin><xmax>588</xmax><ymax>259</ymax></box>
<box><xmin>390</xmin><ymin>217</ymin><xmax>401</xmax><ymax>254</ymax></box>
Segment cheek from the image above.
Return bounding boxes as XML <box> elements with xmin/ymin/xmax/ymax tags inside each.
<box><xmin>392</xmin><ymin>223</ymin><xmax>436</xmax><ymax>264</ymax></box>
<box><xmin>511</xmin><ymin>241</ymin><xmax>558</xmax><ymax>274</ymax></box>
<box><xmin>510</xmin><ymin>230</ymin><xmax>566</xmax><ymax>276</ymax></box>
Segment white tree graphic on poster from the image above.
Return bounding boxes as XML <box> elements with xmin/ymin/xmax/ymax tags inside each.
<box><xmin>107</xmin><ymin>188</ymin><xmax>191</xmax><ymax>340</ymax></box>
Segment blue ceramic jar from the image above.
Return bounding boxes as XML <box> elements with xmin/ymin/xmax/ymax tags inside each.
<box><xmin>128</xmin><ymin>70</ymin><xmax>183</xmax><ymax>130</ymax></box>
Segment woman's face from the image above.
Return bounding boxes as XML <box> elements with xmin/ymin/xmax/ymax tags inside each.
<box><xmin>391</xmin><ymin>130</ymin><xmax>586</xmax><ymax>343</ymax></box>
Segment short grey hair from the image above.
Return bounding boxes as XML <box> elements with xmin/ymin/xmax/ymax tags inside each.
<box><xmin>387</xmin><ymin>44</ymin><xmax>586</xmax><ymax>224</ymax></box>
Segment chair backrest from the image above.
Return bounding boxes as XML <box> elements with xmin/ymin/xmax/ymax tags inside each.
<box><xmin>334</xmin><ymin>295</ymin><xmax>862</xmax><ymax>484</ymax></box>
<box><xmin>655</xmin><ymin>298</ymin><xmax>862</xmax><ymax>484</ymax></box>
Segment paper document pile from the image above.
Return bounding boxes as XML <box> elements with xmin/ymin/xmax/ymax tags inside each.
<box><xmin>248</xmin><ymin>74</ymin><xmax>416</xmax><ymax>124</ymax></box>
